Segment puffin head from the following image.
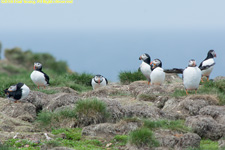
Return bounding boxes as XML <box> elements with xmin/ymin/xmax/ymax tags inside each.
<box><xmin>94</xmin><ymin>75</ymin><xmax>104</xmax><ymax>85</ymax></box>
<box><xmin>33</xmin><ymin>62</ymin><xmax>42</xmax><ymax>71</ymax></box>
<box><xmin>208</xmin><ymin>50</ymin><xmax>216</xmax><ymax>58</ymax></box>
<box><xmin>139</xmin><ymin>53</ymin><xmax>151</xmax><ymax>64</ymax></box>
<box><xmin>150</xmin><ymin>58</ymin><xmax>162</xmax><ymax>70</ymax></box>
<box><xmin>188</xmin><ymin>59</ymin><xmax>197</xmax><ymax>67</ymax></box>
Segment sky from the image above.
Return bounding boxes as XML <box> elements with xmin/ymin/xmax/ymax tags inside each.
<box><xmin>0</xmin><ymin>0</ymin><xmax>224</xmax><ymax>81</ymax></box>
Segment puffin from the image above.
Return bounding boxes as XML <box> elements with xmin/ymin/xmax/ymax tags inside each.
<box><xmin>183</xmin><ymin>59</ymin><xmax>202</xmax><ymax>95</ymax></box>
<box><xmin>150</xmin><ymin>59</ymin><xmax>165</xmax><ymax>85</ymax></box>
<box><xmin>91</xmin><ymin>75</ymin><xmax>108</xmax><ymax>90</ymax></box>
<box><xmin>199</xmin><ymin>50</ymin><xmax>216</xmax><ymax>81</ymax></box>
<box><xmin>30</xmin><ymin>62</ymin><xmax>50</xmax><ymax>89</ymax></box>
<box><xmin>139</xmin><ymin>53</ymin><xmax>151</xmax><ymax>85</ymax></box>
<box><xmin>4</xmin><ymin>83</ymin><xmax>30</xmax><ymax>103</ymax></box>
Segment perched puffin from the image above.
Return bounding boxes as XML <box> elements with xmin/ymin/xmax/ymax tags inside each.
<box><xmin>150</xmin><ymin>59</ymin><xmax>165</xmax><ymax>85</ymax></box>
<box><xmin>183</xmin><ymin>59</ymin><xmax>202</xmax><ymax>95</ymax></box>
<box><xmin>4</xmin><ymin>83</ymin><xmax>30</xmax><ymax>103</ymax></box>
<box><xmin>139</xmin><ymin>53</ymin><xmax>151</xmax><ymax>85</ymax></box>
<box><xmin>30</xmin><ymin>62</ymin><xmax>50</xmax><ymax>89</ymax></box>
<box><xmin>91</xmin><ymin>75</ymin><xmax>108</xmax><ymax>90</ymax></box>
<box><xmin>199</xmin><ymin>50</ymin><xmax>216</xmax><ymax>81</ymax></box>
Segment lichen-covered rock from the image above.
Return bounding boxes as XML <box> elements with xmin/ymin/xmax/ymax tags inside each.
<box><xmin>199</xmin><ymin>105</ymin><xmax>225</xmax><ymax>124</ymax></box>
<box><xmin>0</xmin><ymin>112</ymin><xmax>34</xmax><ymax>132</ymax></box>
<box><xmin>185</xmin><ymin>115</ymin><xmax>225</xmax><ymax>140</ymax></box>
<box><xmin>82</xmin><ymin>120</ymin><xmax>142</xmax><ymax>138</ymax></box>
<box><xmin>162</xmin><ymin>95</ymin><xmax>219</xmax><ymax>119</ymax></box>
<box><xmin>1</xmin><ymin>102</ymin><xmax>36</xmax><ymax>122</ymax></box>
<box><xmin>155</xmin><ymin>130</ymin><xmax>201</xmax><ymax>149</ymax></box>
<box><xmin>219</xmin><ymin>139</ymin><xmax>225</xmax><ymax>150</ymax></box>
<box><xmin>46</xmin><ymin>93</ymin><xmax>80</xmax><ymax>111</ymax></box>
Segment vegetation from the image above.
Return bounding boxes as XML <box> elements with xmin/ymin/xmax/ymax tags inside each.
<box><xmin>75</xmin><ymin>98</ymin><xmax>110</xmax><ymax>126</ymax></box>
<box><xmin>36</xmin><ymin>98</ymin><xmax>109</xmax><ymax>130</ymax></box>
<box><xmin>4</xmin><ymin>47</ymin><xmax>68</xmax><ymax>73</ymax></box>
<box><xmin>172</xmin><ymin>80</ymin><xmax>225</xmax><ymax>105</ymax></box>
<box><xmin>128</xmin><ymin>128</ymin><xmax>159</xmax><ymax>148</ymax></box>
<box><xmin>119</xmin><ymin>70</ymin><xmax>146</xmax><ymax>84</ymax></box>
<box><xmin>187</xmin><ymin>139</ymin><xmax>218</xmax><ymax>150</ymax></box>
<box><xmin>144</xmin><ymin>119</ymin><xmax>191</xmax><ymax>132</ymax></box>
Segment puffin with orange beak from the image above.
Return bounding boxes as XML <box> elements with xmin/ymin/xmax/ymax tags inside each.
<box><xmin>199</xmin><ymin>50</ymin><xmax>216</xmax><ymax>82</ymax></box>
<box><xmin>4</xmin><ymin>83</ymin><xmax>30</xmax><ymax>103</ymax></box>
<box><xmin>139</xmin><ymin>53</ymin><xmax>151</xmax><ymax>85</ymax></box>
<box><xmin>91</xmin><ymin>75</ymin><xmax>108</xmax><ymax>90</ymax></box>
<box><xmin>30</xmin><ymin>62</ymin><xmax>50</xmax><ymax>89</ymax></box>
<box><xmin>150</xmin><ymin>59</ymin><xmax>165</xmax><ymax>85</ymax></box>
<box><xmin>183</xmin><ymin>59</ymin><xmax>202</xmax><ymax>95</ymax></box>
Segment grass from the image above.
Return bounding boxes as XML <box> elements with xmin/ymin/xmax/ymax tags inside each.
<box><xmin>119</xmin><ymin>70</ymin><xmax>146</xmax><ymax>84</ymax></box>
<box><xmin>75</xmin><ymin>98</ymin><xmax>110</xmax><ymax>126</ymax></box>
<box><xmin>187</xmin><ymin>139</ymin><xmax>218</xmax><ymax>150</ymax></box>
<box><xmin>137</xmin><ymin>94</ymin><xmax>157</xmax><ymax>101</ymax></box>
<box><xmin>36</xmin><ymin>98</ymin><xmax>109</xmax><ymax>130</ymax></box>
<box><xmin>35</xmin><ymin>108</ymin><xmax>77</xmax><ymax>131</ymax></box>
<box><xmin>113</xmin><ymin>135</ymin><xmax>128</xmax><ymax>145</ymax></box>
<box><xmin>128</xmin><ymin>127</ymin><xmax>159</xmax><ymax>148</ymax></box>
<box><xmin>144</xmin><ymin>119</ymin><xmax>191</xmax><ymax>132</ymax></box>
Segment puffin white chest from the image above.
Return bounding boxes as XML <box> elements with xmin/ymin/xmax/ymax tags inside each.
<box><xmin>30</xmin><ymin>71</ymin><xmax>47</xmax><ymax>86</ymax></box>
<box><xmin>140</xmin><ymin>62</ymin><xmax>151</xmax><ymax>80</ymax></box>
<box><xmin>150</xmin><ymin>67</ymin><xmax>165</xmax><ymax>85</ymax></box>
<box><xmin>183</xmin><ymin>67</ymin><xmax>201</xmax><ymax>90</ymax></box>
<box><xmin>201</xmin><ymin>58</ymin><xmax>214</xmax><ymax>76</ymax></box>
<box><xmin>91</xmin><ymin>79</ymin><xmax>107</xmax><ymax>90</ymax></box>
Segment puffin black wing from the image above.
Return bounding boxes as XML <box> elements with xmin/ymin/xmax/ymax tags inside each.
<box><xmin>105</xmin><ymin>78</ymin><xmax>108</xmax><ymax>85</ymax></box>
<box><xmin>4</xmin><ymin>88</ymin><xmax>22</xmax><ymax>100</ymax></box>
<box><xmin>164</xmin><ymin>68</ymin><xmax>184</xmax><ymax>74</ymax></box>
<box><xmin>199</xmin><ymin>62</ymin><xmax>216</xmax><ymax>71</ymax></box>
<box><xmin>41</xmin><ymin>71</ymin><xmax>50</xmax><ymax>85</ymax></box>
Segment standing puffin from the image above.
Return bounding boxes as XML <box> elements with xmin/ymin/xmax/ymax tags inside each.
<box><xmin>4</xmin><ymin>83</ymin><xmax>30</xmax><ymax>103</ymax></box>
<box><xmin>30</xmin><ymin>62</ymin><xmax>50</xmax><ymax>89</ymax></box>
<box><xmin>91</xmin><ymin>75</ymin><xmax>108</xmax><ymax>90</ymax></box>
<box><xmin>183</xmin><ymin>59</ymin><xmax>202</xmax><ymax>95</ymax></box>
<box><xmin>139</xmin><ymin>53</ymin><xmax>151</xmax><ymax>85</ymax></box>
<box><xmin>199</xmin><ymin>50</ymin><xmax>216</xmax><ymax>81</ymax></box>
<box><xmin>150</xmin><ymin>59</ymin><xmax>165</xmax><ymax>85</ymax></box>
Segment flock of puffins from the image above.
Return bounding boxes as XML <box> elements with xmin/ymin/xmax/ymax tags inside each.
<box><xmin>4</xmin><ymin>50</ymin><xmax>216</xmax><ymax>103</ymax></box>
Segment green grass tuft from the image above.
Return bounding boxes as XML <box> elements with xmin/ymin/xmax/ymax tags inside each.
<box><xmin>128</xmin><ymin>128</ymin><xmax>159</xmax><ymax>148</ymax></box>
<box><xmin>119</xmin><ymin>70</ymin><xmax>146</xmax><ymax>84</ymax></box>
<box><xmin>75</xmin><ymin>98</ymin><xmax>110</xmax><ymax>126</ymax></box>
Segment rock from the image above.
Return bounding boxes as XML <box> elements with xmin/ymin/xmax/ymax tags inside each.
<box><xmin>185</xmin><ymin>115</ymin><xmax>225</xmax><ymax>140</ymax></box>
<box><xmin>0</xmin><ymin>112</ymin><xmax>34</xmax><ymax>132</ymax></box>
<box><xmin>162</xmin><ymin>95</ymin><xmax>219</xmax><ymax>119</ymax></box>
<box><xmin>51</xmin><ymin>87</ymin><xmax>79</xmax><ymax>94</ymax></box>
<box><xmin>46</xmin><ymin>93</ymin><xmax>80</xmax><ymax>111</ymax></box>
<box><xmin>219</xmin><ymin>139</ymin><xmax>225</xmax><ymax>150</ymax></box>
<box><xmin>82</xmin><ymin>120</ymin><xmax>142</xmax><ymax>138</ymax></box>
<box><xmin>82</xmin><ymin>83</ymin><xmax>130</xmax><ymax>98</ymax></box>
<box><xmin>123</xmin><ymin>104</ymin><xmax>163</xmax><ymax>119</ymax></box>
<box><xmin>155</xmin><ymin>130</ymin><xmax>201</xmax><ymax>149</ymax></box>
<box><xmin>1</xmin><ymin>102</ymin><xmax>36</xmax><ymax>122</ymax></box>
<box><xmin>214</xmin><ymin>76</ymin><xmax>225</xmax><ymax>82</ymax></box>
<box><xmin>199</xmin><ymin>105</ymin><xmax>225</xmax><ymax>124</ymax></box>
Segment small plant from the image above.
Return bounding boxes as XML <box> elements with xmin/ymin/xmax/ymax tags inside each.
<box><xmin>119</xmin><ymin>70</ymin><xmax>146</xmax><ymax>84</ymax></box>
<box><xmin>75</xmin><ymin>98</ymin><xmax>110</xmax><ymax>126</ymax></box>
<box><xmin>113</xmin><ymin>135</ymin><xmax>128</xmax><ymax>145</ymax></box>
<box><xmin>35</xmin><ymin>109</ymin><xmax>77</xmax><ymax>131</ymax></box>
<box><xmin>172</xmin><ymin>89</ymin><xmax>187</xmax><ymax>97</ymax></box>
<box><xmin>128</xmin><ymin>128</ymin><xmax>159</xmax><ymax>148</ymax></box>
<box><xmin>52</xmin><ymin>128</ymin><xmax>82</xmax><ymax>141</ymax></box>
<box><xmin>137</xmin><ymin>94</ymin><xmax>157</xmax><ymax>101</ymax></box>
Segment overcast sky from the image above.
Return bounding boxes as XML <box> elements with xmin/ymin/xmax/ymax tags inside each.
<box><xmin>0</xmin><ymin>0</ymin><xmax>224</xmax><ymax>81</ymax></box>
